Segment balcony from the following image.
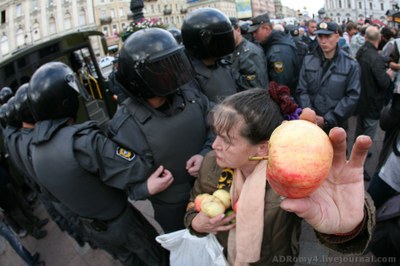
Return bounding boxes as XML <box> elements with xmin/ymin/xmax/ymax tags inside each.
<box><xmin>163</xmin><ymin>8</ymin><xmax>172</xmax><ymax>15</ymax></box>
<box><xmin>100</xmin><ymin>16</ymin><xmax>112</xmax><ymax>25</ymax></box>
<box><xmin>180</xmin><ymin>8</ymin><xmax>188</xmax><ymax>14</ymax></box>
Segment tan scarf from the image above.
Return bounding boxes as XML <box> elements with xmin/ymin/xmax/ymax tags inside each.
<box><xmin>227</xmin><ymin>161</ymin><xmax>266</xmax><ymax>266</ymax></box>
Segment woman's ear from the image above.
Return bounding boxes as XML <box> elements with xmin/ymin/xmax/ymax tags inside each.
<box><xmin>257</xmin><ymin>141</ymin><xmax>269</xmax><ymax>156</ymax></box>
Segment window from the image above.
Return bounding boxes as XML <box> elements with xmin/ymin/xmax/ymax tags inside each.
<box><xmin>79</xmin><ymin>9</ymin><xmax>86</xmax><ymax>25</ymax></box>
<box><xmin>381</xmin><ymin>3</ymin><xmax>384</xmax><ymax>11</ymax></box>
<box><xmin>100</xmin><ymin>10</ymin><xmax>106</xmax><ymax>18</ymax></box>
<box><xmin>0</xmin><ymin>10</ymin><xmax>5</xmax><ymax>24</ymax></box>
<box><xmin>48</xmin><ymin>0</ymin><xmax>54</xmax><ymax>7</ymax></box>
<box><xmin>32</xmin><ymin>0</ymin><xmax>37</xmax><ymax>10</ymax></box>
<box><xmin>1</xmin><ymin>35</ymin><xmax>9</xmax><ymax>55</ymax></box>
<box><xmin>110</xmin><ymin>9</ymin><xmax>115</xmax><ymax>18</ymax></box>
<box><xmin>339</xmin><ymin>0</ymin><xmax>342</xmax><ymax>8</ymax></box>
<box><xmin>369</xmin><ymin>2</ymin><xmax>372</xmax><ymax>9</ymax></box>
<box><xmin>64</xmin><ymin>12</ymin><xmax>72</xmax><ymax>29</ymax></box>
<box><xmin>348</xmin><ymin>0</ymin><xmax>351</xmax><ymax>8</ymax></box>
<box><xmin>359</xmin><ymin>1</ymin><xmax>362</xmax><ymax>9</ymax></box>
<box><xmin>112</xmin><ymin>24</ymin><xmax>118</xmax><ymax>36</ymax></box>
<box><xmin>16</xmin><ymin>28</ymin><xmax>24</xmax><ymax>47</ymax></box>
<box><xmin>16</xmin><ymin>4</ymin><xmax>22</xmax><ymax>17</ymax></box>
<box><xmin>103</xmin><ymin>26</ymin><xmax>109</xmax><ymax>37</ymax></box>
<box><xmin>119</xmin><ymin>7</ymin><xmax>124</xmax><ymax>17</ymax></box>
<box><xmin>49</xmin><ymin>17</ymin><xmax>56</xmax><ymax>34</ymax></box>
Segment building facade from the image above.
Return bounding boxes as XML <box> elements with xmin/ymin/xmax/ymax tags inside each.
<box><xmin>0</xmin><ymin>0</ymin><xmax>95</xmax><ymax>60</ymax></box>
<box><xmin>186</xmin><ymin>0</ymin><xmax>237</xmax><ymax>18</ymax></box>
<box><xmin>324</xmin><ymin>0</ymin><xmax>398</xmax><ymax>23</ymax></box>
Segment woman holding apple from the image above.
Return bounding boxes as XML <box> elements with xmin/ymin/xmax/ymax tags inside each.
<box><xmin>184</xmin><ymin>86</ymin><xmax>375</xmax><ymax>265</ymax></box>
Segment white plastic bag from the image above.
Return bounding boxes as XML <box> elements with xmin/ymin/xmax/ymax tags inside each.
<box><xmin>156</xmin><ymin>229</ymin><xmax>228</xmax><ymax>266</ymax></box>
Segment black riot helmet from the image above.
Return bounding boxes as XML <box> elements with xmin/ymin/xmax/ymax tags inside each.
<box><xmin>4</xmin><ymin>96</ymin><xmax>22</xmax><ymax>128</ymax></box>
<box><xmin>181</xmin><ymin>8</ymin><xmax>235</xmax><ymax>59</ymax></box>
<box><xmin>118</xmin><ymin>27</ymin><xmax>195</xmax><ymax>99</ymax></box>
<box><xmin>0</xmin><ymin>103</ymin><xmax>8</xmax><ymax>127</ymax></box>
<box><xmin>14</xmin><ymin>83</ymin><xmax>35</xmax><ymax>124</ymax></box>
<box><xmin>0</xmin><ymin>87</ymin><xmax>13</xmax><ymax>104</ymax></box>
<box><xmin>28</xmin><ymin>62</ymin><xmax>80</xmax><ymax>121</ymax></box>
<box><xmin>168</xmin><ymin>28</ymin><xmax>182</xmax><ymax>44</ymax></box>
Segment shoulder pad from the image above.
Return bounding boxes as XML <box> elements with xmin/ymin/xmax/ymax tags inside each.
<box><xmin>108</xmin><ymin>107</ymin><xmax>131</xmax><ymax>134</ymax></box>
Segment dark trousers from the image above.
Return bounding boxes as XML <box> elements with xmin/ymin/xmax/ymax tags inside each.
<box><xmin>0</xmin><ymin>221</ymin><xmax>37</xmax><ymax>266</ymax></box>
<box><xmin>82</xmin><ymin>206</ymin><xmax>169</xmax><ymax>266</ymax></box>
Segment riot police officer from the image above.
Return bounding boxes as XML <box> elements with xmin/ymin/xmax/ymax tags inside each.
<box><xmin>11</xmin><ymin>83</ymin><xmax>86</xmax><ymax>246</ymax></box>
<box><xmin>27</xmin><ymin>62</ymin><xmax>169</xmax><ymax>266</ymax></box>
<box><xmin>0</xmin><ymin>87</ymin><xmax>13</xmax><ymax>105</ymax></box>
<box><xmin>181</xmin><ymin>8</ymin><xmax>238</xmax><ymax>103</ymax></box>
<box><xmin>110</xmin><ymin>28</ymin><xmax>214</xmax><ymax>233</ymax></box>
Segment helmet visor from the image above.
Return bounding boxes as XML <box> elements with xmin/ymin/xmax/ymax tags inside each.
<box><xmin>137</xmin><ymin>48</ymin><xmax>195</xmax><ymax>97</ymax></box>
<box><xmin>204</xmin><ymin>30</ymin><xmax>235</xmax><ymax>58</ymax></box>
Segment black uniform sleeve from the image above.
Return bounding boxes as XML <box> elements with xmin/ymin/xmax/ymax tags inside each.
<box><xmin>197</xmin><ymin>91</ymin><xmax>215</xmax><ymax>157</ymax></box>
<box><xmin>73</xmin><ymin>128</ymin><xmax>152</xmax><ymax>199</ymax></box>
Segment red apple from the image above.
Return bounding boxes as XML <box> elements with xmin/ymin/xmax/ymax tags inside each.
<box><xmin>194</xmin><ymin>193</ymin><xmax>212</xmax><ymax>212</ymax></box>
<box><xmin>267</xmin><ymin>120</ymin><xmax>333</xmax><ymax>198</ymax></box>
<box><xmin>233</xmin><ymin>201</ymin><xmax>239</xmax><ymax>213</ymax></box>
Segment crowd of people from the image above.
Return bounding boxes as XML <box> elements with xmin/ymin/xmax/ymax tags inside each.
<box><xmin>0</xmin><ymin>7</ymin><xmax>399</xmax><ymax>266</ymax></box>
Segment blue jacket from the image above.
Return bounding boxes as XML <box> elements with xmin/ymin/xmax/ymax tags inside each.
<box><xmin>296</xmin><ymin>46</ymin><xmax>361</xmax><ymax>127</ymax></box>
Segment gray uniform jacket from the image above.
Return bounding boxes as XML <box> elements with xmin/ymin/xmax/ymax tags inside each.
<box><xmin>191</xmin><ymin>58</ymin><xmax>238</xmax><ymax>103</ymax></box>
<box><xmin>108</xmin><ymin>83</ymin><xmax>214</xmax><ymax>202</ymax></box>
<box><xmin>296</xmin><ymin>46</ymin><xmax>361</xmax><ymax>128</ymax></box>
<box><xmin>31</xmin><ymin>118</ymin><xmax>153</xmax><ymax>219</ymax></box>
<box><xmin>230</xmin><ymin>38</ymin><xmax>269</xmax><ymax>91</ymax></box>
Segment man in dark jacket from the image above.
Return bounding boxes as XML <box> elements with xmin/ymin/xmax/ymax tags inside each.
<box><xmin>296</xmin><ymin>22</ymin><xmax>361</xmax><ymax>133</ymax></box>
<box><xmin>248</xmin><ymin>13</ymin><xmax>300</xmax><ymax>95</ymax></box>
<box><xmin>355</xmin><ymin>26</ymin><xmax>393</xmax><ymax>141</ymax></box>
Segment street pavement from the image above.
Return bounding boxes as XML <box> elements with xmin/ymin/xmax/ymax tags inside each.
<box><xmin>0</xmin><ymin>116</ymin><xmax>383</xmax><ymax>266</ymax></box>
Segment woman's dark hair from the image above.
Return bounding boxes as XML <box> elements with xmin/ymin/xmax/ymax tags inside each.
<box><xmin>209</xmin><ymin>88</ymin><xmax>284</xmax><ymax>145</ymax></box>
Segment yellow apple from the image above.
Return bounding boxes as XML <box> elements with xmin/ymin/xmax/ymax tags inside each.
<box><xmin>212</xmin><ymin>189</ymin><xmax>231</xmax><ymax>209</ymax></box>
<box><xmin>201</xmin><ymin>196</ymin><xmax>226</xmax><ymax>218</ymax></box>
<box><xmin>267</xmin><ymin>120</ymin><xmax>333</xmax><ymax>198</ymax></box>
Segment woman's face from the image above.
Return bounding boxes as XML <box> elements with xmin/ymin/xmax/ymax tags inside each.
<box><xmin>212</xmin><ymin>122</ymin><xmax>260</xmax><ymax>170</ymax></box>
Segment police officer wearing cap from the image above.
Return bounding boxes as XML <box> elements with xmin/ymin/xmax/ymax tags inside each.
<box><xmin>296</xmin><ymin>22</ymin><xmax>361</xmax><ymax>133</ymax></box>
<box><xmin>109</xmin><ymin>28</ymin><xmax>214</xmax><ymax>233</ymax></box>
<box><xmin>228</xmin><ymin>17</ymin><xmax>269</xmax><ymax>91</ymax></box>
<box><xmin>248</xmin><ymin>13</ymin><xmax>301</xmax><ymax>95</ymax></box>
<box><xmin>27</xmin><ymin>61</ymin><xmax>169</xmax><ymax>265</ymax></box>
<box><xmin>181</xmin><ymin>8</ymin><xmax>238</xmax><ymax>103</ymax></box>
